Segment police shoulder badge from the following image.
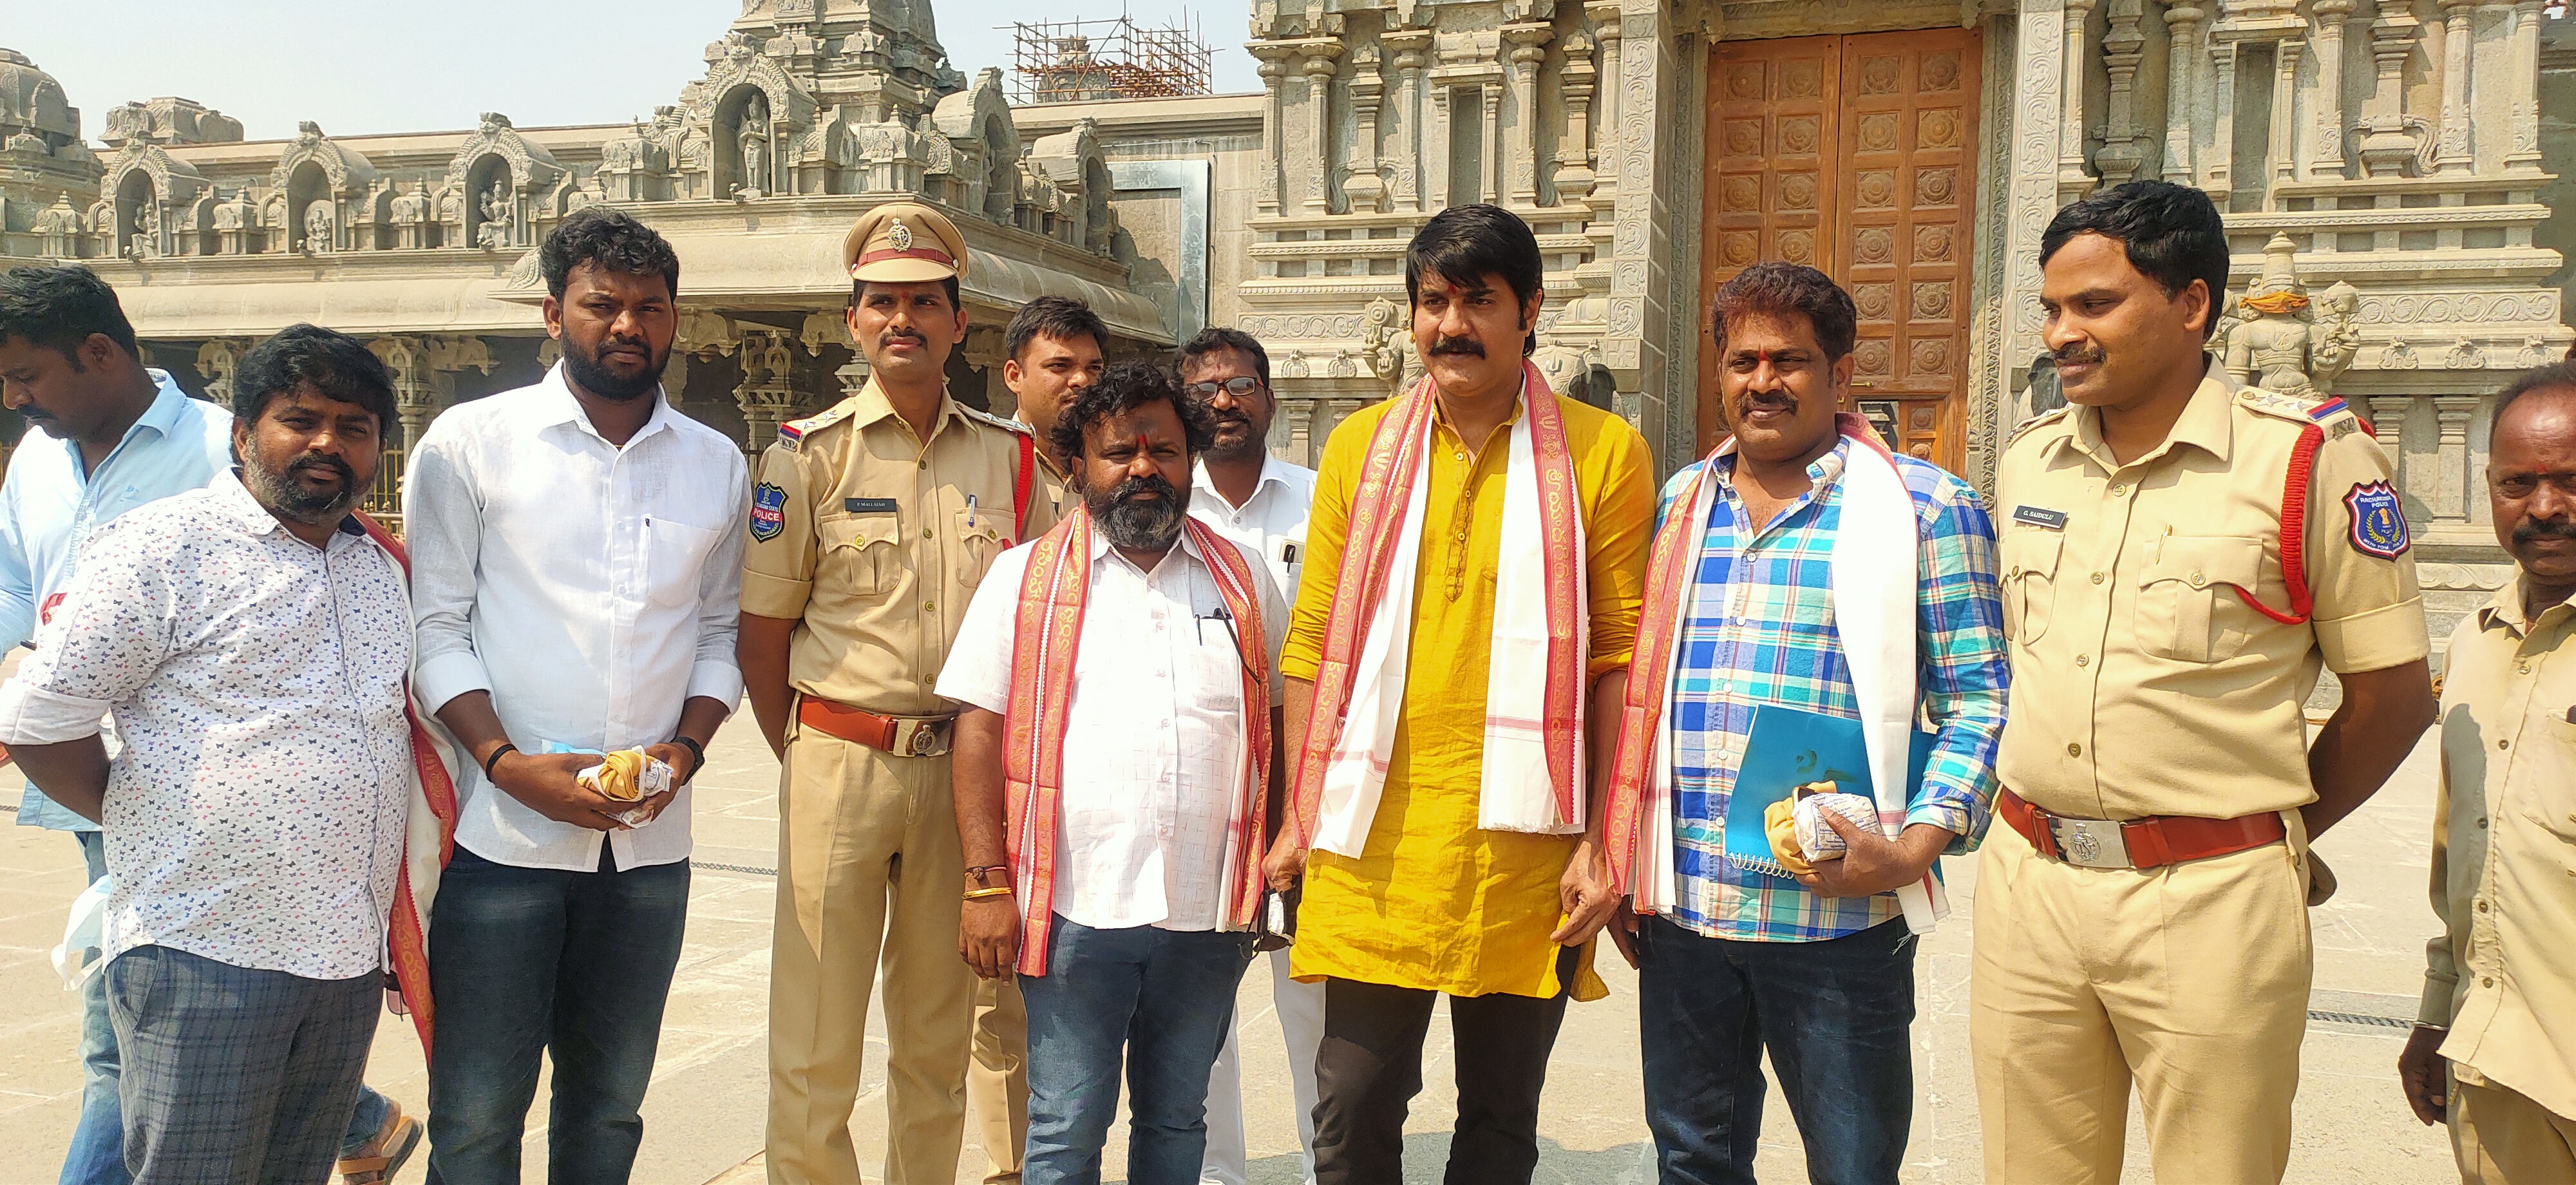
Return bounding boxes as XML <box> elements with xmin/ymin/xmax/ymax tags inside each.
<box><xmin>2344</xmin><ymin>480</ymin><xmax>2408</xmax><ymax>558</ymax></box>
<box><xmin>750</xmin><ymin>482</ymin><xmax>789</xmax><ymax>543</ymax></box>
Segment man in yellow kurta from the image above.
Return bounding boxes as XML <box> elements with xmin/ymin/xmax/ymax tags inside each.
<box><xmin>1260</xmin><ymin>204</ymin><xmax>1654</xmax><ymax>1185</ymax></box>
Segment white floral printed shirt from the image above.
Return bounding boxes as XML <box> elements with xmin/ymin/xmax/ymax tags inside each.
<box><xmin>0</xmin><ymin>472</ymin><xmax>412</xmax><ymax>980</ymax></box>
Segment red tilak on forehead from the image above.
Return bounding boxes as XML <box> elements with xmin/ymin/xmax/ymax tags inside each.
<box><xmin>1135</xmin><ymin>432</ymin><xmax>1151</xmax><ymax>454</ymax></box>
<box><xmin>1757</xmin><ymin>348</ymin><xmax>1772</xmax><ymax>366</ymax></box>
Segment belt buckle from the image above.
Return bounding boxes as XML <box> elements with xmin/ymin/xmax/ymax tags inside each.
<box><xmin>895</xmin><ymin>719</ymin><xmax>949</xmax><ymax>757</ymax></box>
<box><xmin>2049</xmin><ymin>817</ymin><xmax>2132</xmax><ymax>869</ymax></box>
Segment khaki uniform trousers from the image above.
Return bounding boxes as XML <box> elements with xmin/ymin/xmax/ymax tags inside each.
<box><xmin>969</xmin><ymin>976</ymin><xmax>1028</xmax><ymax>1182</ymax></box>
<box><xmin>1969</xmin><ymin>816</ymin><xmax>2313</xmax><ymax>1185</ymax></box>
<box><xmin>768</xmin><ymin>725</ymin><xmax>975</xmax><ymax>1185</ymax></box>
<box><xmin>2453</xmin><ymin>1078</ymin><xmax>2576</xmax><ymax>1185</ymax></box>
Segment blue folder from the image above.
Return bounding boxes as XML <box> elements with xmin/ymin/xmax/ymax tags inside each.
<box><xmin>1723</xmin><ymin>703</ymin><xmax>1935</xmax><ymax>882</ymax></box>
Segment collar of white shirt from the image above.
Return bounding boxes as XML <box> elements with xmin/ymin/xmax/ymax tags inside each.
<box><xmin>1190</xmin><ymin>454</ymin><xmax>1299</xmax><ymax>515</ymax></box>
<box><xmin>528</xmin><ymin>362</ymin><xmax>677</xmax><ymax>449</ymax></box>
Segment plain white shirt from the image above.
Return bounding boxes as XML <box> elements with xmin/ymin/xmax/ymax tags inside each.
<box><xmin>404</xmin><ymin>365</ymin><xmax>749</xmax><ymax>873</ymax></box>
<box><xmin>940</xmin><ymin>529</ymin><xmax>1288</xmax><ymax>932</ymax></box>
<box><xmin>0</xmin><ymin>474</ymin><xmax>412</xmax><ymax>980</ymax></box>
<box><xmin>1189</xmin><ymin>455</ymin><xmax>1314</xmax><ymax>609</ymax></box>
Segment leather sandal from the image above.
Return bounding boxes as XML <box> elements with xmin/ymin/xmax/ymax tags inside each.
<box><xmin>336</xmin><ymin>1099</ymin><xmax>423</xmax><ymax>1185</ymax></box>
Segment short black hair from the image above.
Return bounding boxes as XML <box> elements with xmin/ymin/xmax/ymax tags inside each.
<box><xmin>0</xmin><ymin>265</ymin><xmax>140</xmax><ymax>364</ymax></box>
<box><xmin>1173</xmin><ymin>327</ymin><xmax>1271</xmax><ymax>390</ymax></box>
<box><xmin>2490</xmin><ymin>359</ymin><xmax>2576</xmax><ymax>435</ymax></box>
<box><xmin>1405</xmin><ymin>204</ymin><xmax>1544</xmax><ymax>357</ymax></box>
<box><xmin>2040</xmin><ymin>180</ymin><xmax>2231</xmax><ymax>341</ymax></box>
<box><xmin>1005</xmin><ymin>296</ymin><xmax>1109</xmax><ymax>363</ymax></box>
<box><xmin>850</xmin><ymin>276</ymin><xmax>965</xmax><ymax>314</ymax></box>
<box><xmin>1052</xmin><ymin>359</ymin><xmax>1216</xmax><ymax>466</ymax></box>
<box><xmin>540</xmin><ymin>206</ymin><xmax>680</xmax><ymax>301</ymax></box>
<box><xmin>1710</xmin><ymin>263</ymin><xmax>1858</xmax><ymax>362</ymax></box>
<box><xmin>233</xmin><ymin>324</ymin><xmax>396</xmax><ymax>430</ymax></box>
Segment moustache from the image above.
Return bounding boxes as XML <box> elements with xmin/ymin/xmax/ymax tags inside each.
<box><xmin>877</xmin><ymin>330</ymin><xmax>927</xmax><ymax>349</ymax></box>
<box><xmin>2053</xmin><ymin>342</ymin><xmax>2108</xmax><ymax>366</ymax></box>
<box><xmin>1427</xmin><ymin>336</ymin><xmax>1486</xmax><ymax>358</ymax></box>
<box><xmin>598</xmin><ymin>334</ymin><xmax>652</xmax><ymax>358</ymax></box>
<box><xmin>1733</xmin><ymin>390</ymin><xmax>1797</xmax><ymax>416</ymax></box>
<box><xmin>289</xmin><ymin>453</ymin><xmax>355</xmax><ymax>484</ymax></box>
<box><xmin>2511</xmin><ymin>518</ymin><xmax>2576</xmax><ymax>545</ymax></box>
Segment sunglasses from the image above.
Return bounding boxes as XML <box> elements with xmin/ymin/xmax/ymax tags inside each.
<box><xmin>1184</xmin><ymin>377</ymin><xmax>1265</xmax><ymax>399</ymax></box>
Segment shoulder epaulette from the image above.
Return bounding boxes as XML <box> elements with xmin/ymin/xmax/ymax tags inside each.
<box><xmin>777</xmin><ymin>400</ymin><xmax>858</xmax><ymax>451</ymax></box>
<box><xmin>957</xmin><ymin>403</ymin><xmax>1034</xmax><ymax>438</ymax></box>
<box><xmin>2239</xmin><ymin>385</ymin><xmax>2367</xmax><ymax>439</ymax></box>
<box><xmin>2005</xmin><ymin>406</ymin><xmax>2072</xmax><ymax>447</ymax></box>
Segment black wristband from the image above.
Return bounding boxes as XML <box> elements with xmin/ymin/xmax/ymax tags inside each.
<box><xmin>670</xmin><ymin>735</ymin><xmax>706</xmax><ymax>780</ymax></box>
<box><xmin>480</xmin><ymin>742</ymin><xmax>517</xmax><ymax>781</ymax></box>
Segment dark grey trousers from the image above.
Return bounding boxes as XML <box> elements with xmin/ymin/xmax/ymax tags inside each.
<box><xmin>106</xmin><ymin>944</ymin><xmax>379</xmax><ymax>1185</ymax></box>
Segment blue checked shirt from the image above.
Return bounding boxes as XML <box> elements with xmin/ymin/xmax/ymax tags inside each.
<box><xmin>1662</xmin><ymin>437</ymin><xmax>2007</xmax><ymax>942</ymax></box>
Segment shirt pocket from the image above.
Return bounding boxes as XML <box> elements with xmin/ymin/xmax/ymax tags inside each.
<box><xmin>2134</xmin><ymin>534</ymin><xmax>2264</xmax><ymax>663</ymax></box>
<box><xmin>642</xmin><ymin>517</ymin><xmax>721</xmax><ymax>611</ymax></box>
<box><xmin>2534</xmin><ymin>713</ymin><xmax>2576</xmax><ymax>843</ymax></box>
<box><xmin>1998</xmin><ymin>527</ymin><xmax>2063</xmax><ymax>645</ymax></box>
<box><xmin>1185</xmin><ymin>623</ymin><xmax>1247</xmax><ymax>712</ymax></box>
<box><xmin>953</xmin><ymin>506</ymin><xmax>1010</xmax><ymax>590</ymax></box>
<box><xmin>817</xmin><ymin>511</ymin><xmax>900</xmax><ymax>598</ymax></box>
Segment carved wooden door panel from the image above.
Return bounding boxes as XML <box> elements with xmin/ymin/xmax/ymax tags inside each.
<box><xmin>1698</xmin><ymin>28</ymin><xmax>1984</xmax><ymax>471</ymax></box>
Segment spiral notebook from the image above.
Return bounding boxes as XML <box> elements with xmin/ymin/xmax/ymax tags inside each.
<box><xmin>1721</xmin><ymin>704</ymin><xmax>1936</xmax><ymax>882</ymax></box>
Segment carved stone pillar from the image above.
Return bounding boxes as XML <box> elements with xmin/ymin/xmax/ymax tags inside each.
<box><xmin>1551</xmin><ymin>32</ymin><xmax>1598</xmax><ymax>207</ymax></box>
<box><xmin>2367</xmin><ymin>395</ymin><xmax>2410</xmax><ymax>494</ymax></box>
<box><xmin>2503</xmin><ymin>0</ymin><xmax>2544</xmax><ymax>174</ymax></box>
<box><xmin>2268</xmin><ymin>37</ymin><xmax>2304</xmax><ymax>191</ymax></box>
<box><xmin>734</xmin><ymin>331</ymin><xmax>802</xmax><ymax>455</ymax></box>
<box><xmin>1385</xmin><ymin>30</ymin><xmax>1431</xmax><ymax>211</ymax></box>
<box><xmin>2433</xmin><ymin>0</ymin><xmax>2476</xmax><ymax>175</ymax></box>
<box><xmin>2356</xmin><ymin>10</ymin><xmax>2421</xmax><ymax>177</ymax></box>
<box><xmin>1347</xmin><ymin>43</ymin><xmax>1389</xmax><ymax>213</ymax></box>
<box><xmin>2208</xmin><ymin>40</ymin><xmax>2240</xmax><ymax>205</ymax></box>
<box><xmin>1586</xmin><ymin>4</ymin><xmax>1620</xmax><ymax>205</ymax></box>
<box><xmin>1301</xmin><ymin>43</ymin><xmax>1343</xmax><ymax>214</ymax></box>
<box><xmin>2308</xmin><ymin>0</ymin><xmax>2354</xmax><ymax>179</ymax></box>
<box><xmin>1481</xmin><ymin>79</ymin><xmax>1505</xmax><ymax>210</ymax></box>
<box><xmin>1503</xmin><ymin>22</ymin><xmax>1553</xmax><ymax>209</ymax></box>
<box><xmin>1253</xmin><ymin>43</ymin><xmax>1294</xmax><ymax>217</ymax></box>
<box><xmin>2161</xmin><ymin>3</ymin><xmax>2204</xmax><ymax>183</ymax></box>
<box><xmin>2434</xmin><ymin>395</ymin><xmax>2478</xmax><ymax>522</ymax></box>
<box><xmin>2096</xmin><ymin>0</ymin><xmax>2148</xmax><ymax>183</ymax></box>
<box><xmin>2058</xmin><ymin>0</ymin><xmax>2101</xmax><ymax>204</ymax></box>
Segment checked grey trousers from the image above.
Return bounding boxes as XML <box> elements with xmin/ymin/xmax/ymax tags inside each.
<box><xmin>105</xmin><ymin>944</ymin><xmax>379</xmax><ymax>1185</ymax></box>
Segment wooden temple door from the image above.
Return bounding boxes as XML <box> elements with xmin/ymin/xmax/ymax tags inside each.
<box><xmin>1698</xmin><ymin>28</ymin><xmax>1984</xmax><ymax>471</ymax></box>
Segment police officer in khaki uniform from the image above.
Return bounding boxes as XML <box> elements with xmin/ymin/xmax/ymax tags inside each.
<box><xmin>742</xmin><ymin>201</ymin><xmax>1057</xmax><ymax>1185</ymax></box>
<box><xmin>1974</xmin><ymin>180</ymin><xmax>2438</xmax><ymax>1185</ymax></box>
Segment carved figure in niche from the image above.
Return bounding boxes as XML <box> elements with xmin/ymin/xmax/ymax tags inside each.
<box><xmin>2222</xmin><ymin>233</ymin><xmax>2356</xmax><ymax>398</ymax></box>
<box><xmin>476</xmin><ymin>178</ymin><xmax>512</xmax><ymax>249</ymax></box>
<box><xmin>390</xmin><ymin>182</ymin><xmax>430</xmax><ymax>249</ymax></box>
<box><xmin>35</xmin><ymin>196</ymin><xmax>80</xmax><ymax>258</ymax></box>
<box><xmin>303</xmin><ymin>200</ymin><xmax>336</xmax><ymax>253</ymax></box>
<box><xmin>737</xmin><ymin>93</ymin><xmax>771</xmax><ymax>197</ymax></box>
<box><xmin>1363</xmin><ymin>297</ymin><xmax>1406</xmax><ymax>392</ymax></box>
<box><xmin>128</xmin><ymin>202</ymin><xmax>159</xmax><ymax>260</ymax></box>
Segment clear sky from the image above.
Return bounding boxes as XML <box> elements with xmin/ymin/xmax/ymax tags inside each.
<box><xmin>10</xmin><ymin>1</ymin><xmax>1255</xmax><ymax>144</ymax></box>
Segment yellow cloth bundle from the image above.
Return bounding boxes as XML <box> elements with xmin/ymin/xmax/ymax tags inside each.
<box><xmin>584</xmin><ymin>750</ymin><xmax>654</xmax><ymax>802</ymax></box>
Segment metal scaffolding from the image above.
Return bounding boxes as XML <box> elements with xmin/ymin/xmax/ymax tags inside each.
<box><xmin>1007</xmin><ymin>12</ymin><xmax>1213</xmax><ymax>105</ymax></box>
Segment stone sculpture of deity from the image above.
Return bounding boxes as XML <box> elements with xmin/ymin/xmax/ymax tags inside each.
<box><xmin>476</xmin><ymin>178</ymin><xmax>513</xmax><ymax>249</ymax></box>
<box><xmin>303</xmin><ymin>200</ymin><xmax>336</xmax><ymax>253</ymax></box>
<box><xmin>737</xmin><ymin>93</ymin><xmax>771</xmax><ymax>196</ymax></box>
<box><xmin>2223</xmin><ymin>232</ymin><xmax>2360</xmax><ymax>399</ymax></box>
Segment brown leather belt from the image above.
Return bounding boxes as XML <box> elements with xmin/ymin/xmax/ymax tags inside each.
<box><xmin>1998</xmin><ymin>789</ymin><xmax>2285</xmax><ymax>870</ymax></box>
<box><xmin>798</xmin><ymin>697</ymin><xmax>956</xmax><ymax>757</ymax></box>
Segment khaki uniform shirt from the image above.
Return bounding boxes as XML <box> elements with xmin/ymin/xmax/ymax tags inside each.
<box><xmin>1018</xmin><ymin>423</ymin><xmax>1077</xmax><ymax>518</ymax></box>
<box><xmin>741</xmin><ymin>381</ymin><xmax>1058</xmax><ymax>714</ymax></box>
<box><xmin>2423</xmin><ymin>582</ymin><xmax>2576</xmax><ymax>1120</ymax></box>
<box><xmin>1993</xmin><ymin>357</ymin><xmax>2428</xmax><ymax>820</ymax></box>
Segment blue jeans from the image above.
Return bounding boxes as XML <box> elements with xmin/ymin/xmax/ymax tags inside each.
<box><xmin>1636</xmin><ymin>916</ymin><xmax>1918</xmax><ymax>1185</ymax></box>
<box><xmin>424</xmin><ymin>844</ymin><xmax>689</xmax><ymax>1185</ymax></box>
<box><xmin>1017</xmin><ymin>916</ymin><xmax>1255</xmax><ymax>1185</ymax></box>
<box><xmin>61</xmin><ymin>834</ymin><xmax>398</xmax><ymax>1185</ymax></box>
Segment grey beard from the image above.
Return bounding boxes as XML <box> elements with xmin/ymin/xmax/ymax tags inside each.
<box><xmin>242</xmin><ymin>457</ymin><xmax>362</xmax><ymax>526</ymax></box>
<box><xmin>1091</xmin><ymin>480</ymin><xmax>1191</xmax><ymax>553</ymax></box>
